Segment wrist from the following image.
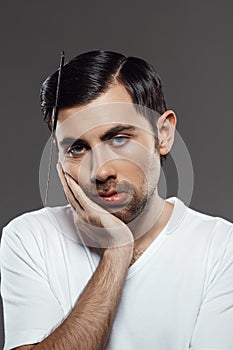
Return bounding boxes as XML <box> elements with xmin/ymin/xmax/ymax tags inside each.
<box><xmin>102</xmin><ymin>243</ymin><xmax>134</xmax><ymax>265</ymax></box>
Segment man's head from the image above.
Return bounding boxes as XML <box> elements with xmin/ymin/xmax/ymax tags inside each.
<box><xmin>40</xmin><ymin>50</ymin><xmax>176</xmax><ymax>223</ymax></box>
<box><xmin>41</xmin><ymin>50</ymin><xmax>168</xmax><ymax>152</ymax></box>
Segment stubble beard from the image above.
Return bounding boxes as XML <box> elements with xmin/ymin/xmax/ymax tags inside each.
<box><xmin>106</xmin><ymin>176</ymin><xmax>157</xmax><ymax>224</ymax></box>
<box><xmin>82</xmin><ymin>156</ymin><xmax>160</xmax><ymax>225</ymax></box>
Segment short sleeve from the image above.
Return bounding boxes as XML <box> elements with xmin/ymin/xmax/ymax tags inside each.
<box><xmin>0</xmin><ymin>221</ymin><xmax>64</xmax><ymax>350</ymax></box>
<box><xmin>189</xmin><ymin>229</ymin><xmax>233</xmax><ymax>350</ymax></box>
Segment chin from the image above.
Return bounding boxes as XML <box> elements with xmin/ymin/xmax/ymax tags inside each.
<box><xmin>111</xmin><ymin>206</ymin><xmax>143</xmax><ymax>224</ymax></box>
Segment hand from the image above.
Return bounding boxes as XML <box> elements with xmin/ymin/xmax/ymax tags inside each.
<box><xmin>57</xmin><ymin>163</ymin><xmax>134</xmax><ymax>250</ymax></box>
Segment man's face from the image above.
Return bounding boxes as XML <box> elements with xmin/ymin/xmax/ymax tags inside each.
<box><xmin>56</xmin><ymin>83</ymin><xmax>161</xmax><ymax>224</ymax></box>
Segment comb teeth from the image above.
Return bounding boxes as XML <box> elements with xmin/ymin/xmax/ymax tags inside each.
<box><xmin>52</xmin><ymin>51</ymin><xmax>65</xmax><ymax>134</ymax></box>
<box><xmin>45</xmin><ymin>51</ymin><xmax>65</xmax><ymax>206</ymax></box>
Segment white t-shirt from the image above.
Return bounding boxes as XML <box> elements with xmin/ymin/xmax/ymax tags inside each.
<box><xmin>1</xmin><ymin>197</ymin><xmax>233</xmax><ymax>350</ymax></box>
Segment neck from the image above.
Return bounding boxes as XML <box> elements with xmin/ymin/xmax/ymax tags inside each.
<box><xmin>128</xmin><ymin>191</ymin><xmax>174</xmax><ymax>252</ymax></box>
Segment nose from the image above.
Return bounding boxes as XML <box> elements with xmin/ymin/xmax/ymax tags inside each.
<box><xmin>90</xmin><ymin>144</ymin><xmax>117</xmax><ymax>183</ymax></box>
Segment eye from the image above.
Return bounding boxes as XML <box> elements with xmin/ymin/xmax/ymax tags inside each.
<box><xmin>110</xmin><ymin>136</ymin><xmax>129</xmax><ymax>147</ymax></box>
<box><xmin>67</xmin><ymin>144</ymin><xmax>87</xmax><ymax>156</ymax></box>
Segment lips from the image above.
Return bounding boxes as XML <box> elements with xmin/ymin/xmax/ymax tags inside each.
<box><xmin>97</xmin><ymin>190</ymin><xmax>130</xmax><ymax>206</ymax></box>
<box><xmin>98</xmin><ymin>190</ymin><xmax>117</xmax><ymax>197</ymax></box>
<box><xmin>84</xmin><ymin>181</ymin><xmax>134</xmax><ymax>208</ymax></box>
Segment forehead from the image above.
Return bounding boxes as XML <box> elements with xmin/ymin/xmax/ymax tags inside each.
<box><xmin>56</xmin><ymin>83</ymin><xmax>158</xmax><ymax>141</ymax></box>
<box><xmin>56</xmin><ymin>102</ymin><xmax>156</xmax><ymax>143</ymax></box>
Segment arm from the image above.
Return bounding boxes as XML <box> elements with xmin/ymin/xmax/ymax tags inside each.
<box><xmin>189</xmin><ymin>228</ymin><xmax>233</xmax><ymax>349</ymax></box>
<box><xmin>15</xmin><ymin>245</ymin><xmax>133</xmax><ymax>350</ymax></box>
<box><xmin>13</xmin><ymin>164</ymin><xmax>134</xmax><ymax>349</ymax></box>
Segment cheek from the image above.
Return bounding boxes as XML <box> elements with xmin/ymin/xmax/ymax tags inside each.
<box><xmin>146</xmin><ymin>153</ymin><xmax>161</xmax><ymax>188</ymax></box>
<box><xmin>58</xmin><ymin>148</ymin><xmax>85</xmax><ymax>180</ymax></box>
<box><xmin>59</xmin><ymin>155</ymin><xmax>81</xmax><ymax>181</ymax></box>
<box><xmin>119</xmin><ymin>144</ymin><xmax>160</xmax><ymax>176</ymax></box>
<box><xmin>116</xmin><ymin>160</ymin><xmax>149</xmax><ymax>187</ymax></box>
<box><xmin>60</xmin><ymin>155</ymin><xmax>92</xmax><ymax>187</ymax></box>
<box><xmin>128</xmin><ymin>153</ymin><xmax>161</xmax><ymax>189</ymax></box>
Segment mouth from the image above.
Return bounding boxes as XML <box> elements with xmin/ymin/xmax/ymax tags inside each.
<box><xmin>95</xmin><ymin>190</ymin><xmax>131</xmax><ymax>207</ymax></box>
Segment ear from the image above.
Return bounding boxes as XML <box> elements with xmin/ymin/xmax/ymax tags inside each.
<box><xmin>157</xmin><ymin>110</ymin><xmax>177</xmax><ymax>155</ymax></box>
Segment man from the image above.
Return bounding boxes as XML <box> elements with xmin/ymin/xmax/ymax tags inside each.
<box><xmin>1</xmin><ymin>50</ymin><xmax>233</xmax><ymax>350</ymax></box>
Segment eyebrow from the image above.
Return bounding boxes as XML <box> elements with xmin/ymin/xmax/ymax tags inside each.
<box><xmin>100</xmin><ymin>125</ymin><xmax>136</xmax><ymax>141</ymax></box>
<box><xmin>59</xmin><ymin>124</ymin><xmax>136</xmax><ymax>147</ymax></box>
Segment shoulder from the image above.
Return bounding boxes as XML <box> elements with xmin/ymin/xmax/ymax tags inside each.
<box><xmin>167</xmin><ymin>196</ymin><xmax>233</xmax><ymax>236</ymax></box>
<box><xmin>173</xmin><ymin>198</ymin><xmax>233</xmax><ymax>273</ymax></box>
<box><xmin>3</xmin><ymin>205</ymin><xmax>72</xmax><ymax>230</ymax></box>
<box><xmin>168</xmin><ymin>197</ymin><xmax>233</xmax><ymax>258</ymax></box>
<box><xmin>185</xmin><ymin>203</ymin><xmax>233</xmax><ymax>239</ymax></box>
<box><xmin>1</xmin><ymin>205</ymin><xmax>75</xmax><ymax>247</ymax></box>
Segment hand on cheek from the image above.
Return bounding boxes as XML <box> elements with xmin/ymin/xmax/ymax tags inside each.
<box><xmin>56</xmin><ymin>163</ymin><xmax>134</xmax><ymax>249</ymax></box>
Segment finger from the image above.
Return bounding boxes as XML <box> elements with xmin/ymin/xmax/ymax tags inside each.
<box><xmin>56</xmin><ymin>163</ymin><xmax>83</xmax><ymax>211</ymax></box>
<box><xmin>65</xmin><ymin>172</ymin><xmax>106</xmax><ymax>214</ymax></box>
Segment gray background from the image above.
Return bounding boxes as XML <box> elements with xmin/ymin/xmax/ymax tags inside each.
<box><xmin>0</xmin><ymin>0</ymin><xmax>232</xmax><ymax>347</ymax></box>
